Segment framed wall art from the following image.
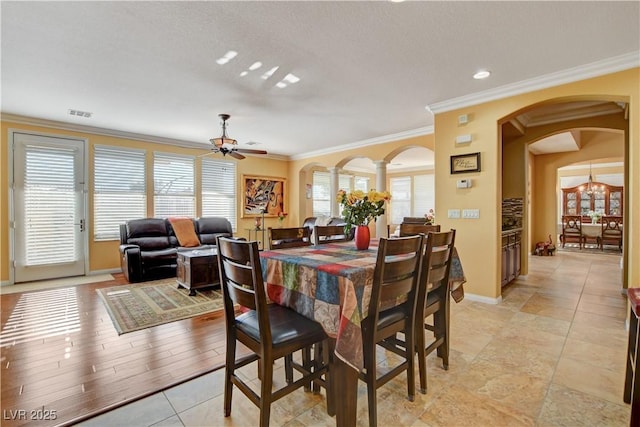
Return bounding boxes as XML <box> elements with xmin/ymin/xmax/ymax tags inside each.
<box><xmin>242</xmin><ymin>175</ymin><xmax>286</xmax><ymax>217</ymax></box>
<box><xmin>450</xmin><ymin>152</ymin><xmax>481</xmax><ymax>174</ymax></box>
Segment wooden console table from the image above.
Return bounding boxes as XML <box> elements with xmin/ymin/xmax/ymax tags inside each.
<box><xmin>176</xmin><ymin>248</ymin><xmax>219</xmax><ymax>296</ymax></box>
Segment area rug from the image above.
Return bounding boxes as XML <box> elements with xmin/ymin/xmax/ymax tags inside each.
<box><xmin>97</xmin><ymin>278</ymin><xmax>224</xmax><ymax>334</ymax></box>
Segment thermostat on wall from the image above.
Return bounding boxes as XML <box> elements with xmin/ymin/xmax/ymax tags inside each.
<box><xmin>457</xmin><ymin>179</ymin><xmax>472</xmax><ymax>188</ymax></box>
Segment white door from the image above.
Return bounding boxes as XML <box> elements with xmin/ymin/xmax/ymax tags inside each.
<box><xmin>12</xmin><ymin>132</ymin><xmax>86</xmax><ymax>283</ymax></box>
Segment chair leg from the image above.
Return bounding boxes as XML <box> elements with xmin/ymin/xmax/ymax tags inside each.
<box><xmin>259</xmin><ymin>355</ymin><xmax>274</xmax><ymax>427</ymax></box>
<box><xmin>302</xmin><ymin>346</ymin><xmax>313</xmax><ymax>392</ymax></box>
<box><xmin>363</xmin><ymin>341</ymin><xmax>378</xmax><ymax>427</ymax></box>
<box><xmin>284</xmin><ymin>354</ymin><xmax>293</xmax><ymax>384</ymax></box>
<box><xmin>434</xmin><ymin>299</ymin><xmax>451</xmax><ymax>370</ymax></box>
<box><xmin>224</xmin><ymin>336</ymin><xmax>236</xmax><ymax>417</ymax></box>
<box><xmin>416</xmin><ymin>315</ymin><xmax>428</xmax><ymax>394</ymax></box>
<box><xmin>404</xmin><ymin>321</ymin><xmax>416</xmax><ymax>403</ymax></box>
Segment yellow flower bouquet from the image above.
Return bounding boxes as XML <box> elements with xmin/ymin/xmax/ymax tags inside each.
<box><xmin>337</xmin><ymin>189</ymin><xmax>391</xmax><ymax>235</ymax></box>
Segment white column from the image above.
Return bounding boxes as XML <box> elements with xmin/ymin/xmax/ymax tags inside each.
<box><xmin>374</xmin><ymin>160</ymin><xmax>389</xmax><ymax>238</ymax></box>
<box><xmin>329</xmin><ymin>167</ymin><xmax>340</xmax><ymax>217</ymax></box>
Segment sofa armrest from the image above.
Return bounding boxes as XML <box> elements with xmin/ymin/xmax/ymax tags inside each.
<box><xmin>119</xmin><ymin>244</ymin><xmax>142</xmax><ymax>282</ymax></box>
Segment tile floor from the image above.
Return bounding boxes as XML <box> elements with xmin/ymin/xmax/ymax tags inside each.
<box><xmin>79</xmin><ymin>251</ymin><xmax>631</xmax><ymax>426</ymax></box>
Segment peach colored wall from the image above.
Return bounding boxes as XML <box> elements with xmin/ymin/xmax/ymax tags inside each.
<box><xmin>1</xmin><ymin>120</ymin><xmax>288</xmax><ymax>282</ymax></box>
<box><xmin>434</xmin><ymin>68</ymin><xmax>639</xmax><ymax>300</ymax></box>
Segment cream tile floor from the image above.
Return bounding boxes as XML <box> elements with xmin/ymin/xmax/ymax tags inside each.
<box><xmin>79</xmin><ymin>251</ymin><xmax>631</xmax><ymax>426</ymax></box>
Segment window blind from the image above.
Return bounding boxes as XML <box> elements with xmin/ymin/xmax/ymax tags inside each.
<box><xmin>354</xmin><ymin>176</ymin><xmax>369</xmax><ymax>192</ymax></box>
<box><xmin>23</xmin><ymin>145</ymin><xmax>77</xmax><ymax>265</ymax></box>
<box><xmin>413</xmin><ymin>174</ymin><xmax>435</xmax><ymax>216</ymax></box>
<box><xmin>201</xmin><ymin>158</ymin><xmax>237</xmax><ymax>230</ymax></box>
<box><xmin>94</xmin><ymin>146</ymin><xmax>146</xmax><ymax>240</ymax></box>
<box><xmin>389</xmin><ymin>176</ymin><xmax>411</xmax><ymax>224</ymax></box>
<box><xmin>312</xmin><ymin>171</ymin><xmax>331</xmax><ymax>217</ymax></box>
<box><xmin>154</xmin><ymin>152</ymin><xmax>195</xmax><ymax>217</ymax></box>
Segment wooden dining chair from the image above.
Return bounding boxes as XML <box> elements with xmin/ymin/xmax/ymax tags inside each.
<box><xmin>268</xmin><ymin>227</ymin><xmax>312</xmax><ymax>249</ymax></box>
<box><xmin>399</xmin><ymin>223</ymin><xmax>441</xmax><ymax>237</ymax></box>
<box><xmin>359</xmin><ymin>234</ymin><xmax>424</xmax><ymax>427</ymax></box>
<box><xmin>216</xmin><ymin>237</ymin><xmax>329</xmax><ymax>427</ymax></box>
<box><xmin>415</xmin><ymin>229</ymin><xmax>456</xmax><ymax>394</ymax></box>
<box><xmin>600</xmin><ymin>216</ymin><xmax>623</xmax><ymax>252</ymax></box>
<box><xmin>313</xmin><ymin>225</ymin><xmax>348</xmax><ymax>245</ymax></box>
<box><xmin>560</xmin><ymin>215</ymin><xmax>583</xmax><ymax>248</ymax></box>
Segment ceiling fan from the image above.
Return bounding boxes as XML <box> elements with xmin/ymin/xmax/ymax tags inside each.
<box><xmin>206</xmin><ymin>113</ymin><xmax>268</xmax><ymax>160</ymax></box>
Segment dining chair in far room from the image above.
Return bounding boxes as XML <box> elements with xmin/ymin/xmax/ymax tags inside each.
<box><xmin>415</xmin><ymin>230</ymin><xmax>456</xmax><ymax>394</ymax></box>
<box><xmin>399</xmin><ymin>223</ymin><xmax>441</xmax><ymax>237</ymax></box>
<box><xmin>267</xmin><ymin>226</ymin><xmax>312</xmax><ymax>250</ymax></box>
<box><xmin>215</xmin><ymin>237</ymin><xmax>329</xmax><ymax>427</ymax></box>
<box><xmin>360</xmin><ymin>234</ymin><xmax>425</xmax><ymax>427</ymax></box>
<box><xmin>313</xmin><ymin>225</ymin><xmax>348</xmax><ymax>245</ymax></box>
<box><xmin>600</xmin><ymin>215</ymin><xmax>623</xmax><ymax>252</ymax></box>
<box><xmin>560</xmin><ymin>215</ymin><xmax>583</xmax><ymax>249</ymax></box>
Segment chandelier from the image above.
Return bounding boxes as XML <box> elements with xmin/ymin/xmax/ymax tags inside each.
<box><xmin>584</xmin><ymin>162</ymin><xmax>602</xmax><ymax>196</ymax></box>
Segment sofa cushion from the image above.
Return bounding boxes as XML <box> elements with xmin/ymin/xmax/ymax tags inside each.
<box><xmin>127</xmin><ymin>218</ymin><xmax>168</xmax><ymax>238</ymax></box>
<box><xmin>168</xmin><ymin>217</ymin><xmax>200</xmax><ymax>247</ymax></box>
<box><xmin>129</xmin><ymin>236</ymin><xmax>172</xmax><ymax>251</ymax></box>
<box><xmin>196</xmin><ymin>217</ymin><xmax>232</xmax><ymax>245</ymax></box>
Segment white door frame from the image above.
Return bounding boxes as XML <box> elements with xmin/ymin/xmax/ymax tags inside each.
<box><xmin>8</xmin><ymin>129</ymin><xmax>90</xmax><ymax>284</ymax></box>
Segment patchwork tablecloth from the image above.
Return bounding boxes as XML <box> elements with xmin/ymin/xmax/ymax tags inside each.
<box><xmin>259</xmin><ymin>241</ymin><xmax>466</xmax><ymax>371</ymax></box>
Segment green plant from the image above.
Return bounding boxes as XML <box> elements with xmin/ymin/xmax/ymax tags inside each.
<box><xmin>337</xmin><ymin>189</ymin><xmax>391</xmax><ymax>235</ymax></box>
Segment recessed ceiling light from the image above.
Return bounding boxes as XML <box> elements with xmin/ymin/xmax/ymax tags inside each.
<box><xmin>282</xmin><ymin>73</ymin><xmax>300</xmax><ymax>84</ymax></box>
<box><xmin>216</xmin><ymin>50</ymin><xmax>238</xmax><ymax>65</ymax></box>
<box><xmin>261</xmin><ymin>66</ymin><xmax>279</xmax><ymax>80</ymax></box>
<box><xmin>248</xmin><ymin>61</ymin><xmax>262</xmax><ymax>71</ymax></box>
<box><xmin>239</xmin><ymin>71</ymin><xmax>248</xmax><ymax>77</ymax></box>
<box><xmin>473</xmin><ymin>70</ymin><xmax>491</xmax><ymax>79</ymax></box>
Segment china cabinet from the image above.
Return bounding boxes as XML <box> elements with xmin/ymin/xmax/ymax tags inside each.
<box><xmin>562</xmin><ymin>182</ymin><xmax>623</xmax><ymax>220</ymax></box>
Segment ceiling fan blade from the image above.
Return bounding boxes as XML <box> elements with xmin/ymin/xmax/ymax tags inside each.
<box><xmin>234</xmin><ymin>148</ymin><xmax>268</xmax><ymax>155</ymax></box>
<box><xmin>229</xmin><ymin>151</ymin><xmax>245</xmax><ymax>160</ymax></box>
<box><xmin>198</xmin><ymin>151</ymin><xmax>218</xmax><ymax>158</ymax></box>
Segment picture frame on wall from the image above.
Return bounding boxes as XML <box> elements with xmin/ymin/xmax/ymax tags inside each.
<box><xmin>450</xmin><ymin>152</ymin><xmax>481</xmax><ymax>174</ymax></box>
<box><xmin>242</xmin><ymin>175</ymin><xmax>286</xmax><ymax>217</ymax></box>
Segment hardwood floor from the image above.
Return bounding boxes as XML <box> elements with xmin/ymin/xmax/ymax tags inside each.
<box><xmin>0</xmin><ymin>274</ymin><xmax>236</xmax><ymax>427</ymax></box>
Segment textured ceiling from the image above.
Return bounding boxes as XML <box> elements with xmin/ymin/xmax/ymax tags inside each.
<box><xmin>1</xmin><ymin>1</ymin><xmax>639</xmax><ymax>163</ymax></box>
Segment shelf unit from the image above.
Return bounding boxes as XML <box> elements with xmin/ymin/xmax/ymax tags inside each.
<box><xmin>562</xmin><ymin>182</ymin><xmax>623</xmax><ymax>220</ymax></box>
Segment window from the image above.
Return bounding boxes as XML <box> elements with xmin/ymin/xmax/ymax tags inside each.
<box><xmin>354</xmin><ymin>176</ymin><xmax>369</xmax><ymax>192</ymax></box>
<box><xmin>389</xmin><ymin>174</ymin><xmax>435</xmax><ymax>224</ymax></box>
<box><xmin>153</xmin><ymin>152</ymin><xmax>195</xmax><ymax>217</ymax></box>
<box><xmin>413</xmin><ymin>174</ymin><xmax>435</xmax><ymax>215</ymax></box>
<box><xmin>390</xmin><ymin>176</ymin><xmax>411</xmax><ymax>224</ymax></box>
<box><xmin>201</xmin><ymin>158</ymin><xmax>237</xmax><ymax>230</ymax></box>
<box><xmin>94</xmin><ymin>146</ymin><xmax>146</xmax><ymax>240</ymax></box>
<box><xmin>312</xmin><ymin>171</ymin><xmax>331</xmax><ymax>217</ymax></box>
<box><xmin>313</xmin><ymin>171</ymin><xmax>364</xmax><ymax>217</ymax></box>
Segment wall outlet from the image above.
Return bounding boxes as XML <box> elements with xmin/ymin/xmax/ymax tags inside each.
<box><xmin>462</xmin><ymin>209</ymin><xmax>480</xmax><ymax>219</ymax></box>
<box><xmin>448</xmin><ymin>209</ymin><xmax>461</xmax><ymax>219</ymax></box>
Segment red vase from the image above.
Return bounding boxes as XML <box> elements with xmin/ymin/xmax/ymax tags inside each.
<box><xmin>354</xmin><ymin>225</ymin><xmax>371</xmax><ymax>250</ymax></box>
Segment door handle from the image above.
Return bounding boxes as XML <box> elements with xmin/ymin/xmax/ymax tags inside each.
<box><xmin>79</xmin><ymin>219</ymin><xmax>85</xmax><ymax>232</ymax></box>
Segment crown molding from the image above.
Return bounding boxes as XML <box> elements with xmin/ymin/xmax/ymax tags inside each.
<box><xmin>290</xmin><ymin>125</ymin><xmax>434</xmax><ymax>161</ymax></box>
<box><xmin>0</xmin><ymin>113</ymin><xmax>288</xmax><ymax>161</ymax></box>
<box><xmin>428</xmin><ymin>51</ymin><xmax>640</xmax><ymax>114</ymax></box>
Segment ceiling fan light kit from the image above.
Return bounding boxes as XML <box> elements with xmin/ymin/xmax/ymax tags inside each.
<box><xmin>206</xmin><ymin>113</ymin><xmax>268</xmax><ymax>160</ymax></box>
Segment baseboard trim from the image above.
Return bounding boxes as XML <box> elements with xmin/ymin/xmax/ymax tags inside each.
<box><xmin>463</xmin><ymin>292</ymin><xmax>503</xmax><ymax>305</ymax></box>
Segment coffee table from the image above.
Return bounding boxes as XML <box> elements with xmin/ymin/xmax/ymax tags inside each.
<box><xmin>176</xmin><ymin>248</ymin><xmax>219</xmax><ymax>296</ymax></box>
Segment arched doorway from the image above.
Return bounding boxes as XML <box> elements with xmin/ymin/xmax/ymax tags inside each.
<box><xmin>500</xmin><ymin>98</ymin><xmax>629</xmax><ymax>289</ymax></box>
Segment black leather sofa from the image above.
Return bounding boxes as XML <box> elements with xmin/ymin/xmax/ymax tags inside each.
<box><xmin>119</xmin><ymin>217</ymin><xmax>233</xmax><ymax>282</ymax></box>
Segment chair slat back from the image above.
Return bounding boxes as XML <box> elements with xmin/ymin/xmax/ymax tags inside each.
<box><xmin>268</xmin><ymin>227</ymin><xmax>312</xmax><ymax>249</ymax></box>
<box><xmin>216</xmin><ymin>237</ymin><xmax>270</xmax><ymax>339</ymax></box>
<box><xmin>602</xmin><ymin>216</ymin><xmax>622</xmax><ymax>236</ymax></box>
<box><xmin>314</xmin><ymin>225</ymin><xmax>348</xmax><ymax>245</ymax></box>
<box><xmin>399</xmin><ymin>223</ymin><xmax>441</xmax><ymax>237</ymax></box>
<box><xmin>417</xmin><ymin>230</ymin><xmax>456</xmax><ymax>305</ymax></box>
<box><xmin>562</xmin><ymin>215</ymin><xmax>582</xmax><ymax>235</ymax></box>
<box><xmin>369</xmin><ymin>235</ymin><xmax>424</xmax><ymax>321</ymax></box>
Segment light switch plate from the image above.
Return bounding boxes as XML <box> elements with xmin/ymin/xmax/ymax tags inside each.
<box><xmin>448</xmin><ymin>209</ymin><xmax>461</xmax><ymax>219</ymax></box>
<box><xmin>462</xmin><ymin>209</ymin><xmax>480</xmax><ymax>219</ymax></box>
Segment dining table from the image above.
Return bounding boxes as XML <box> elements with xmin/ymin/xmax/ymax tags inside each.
<box><xmin>259</xmin><ymin>239</ymin><xmax>466</xmax><ymax>426</ymax></box>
